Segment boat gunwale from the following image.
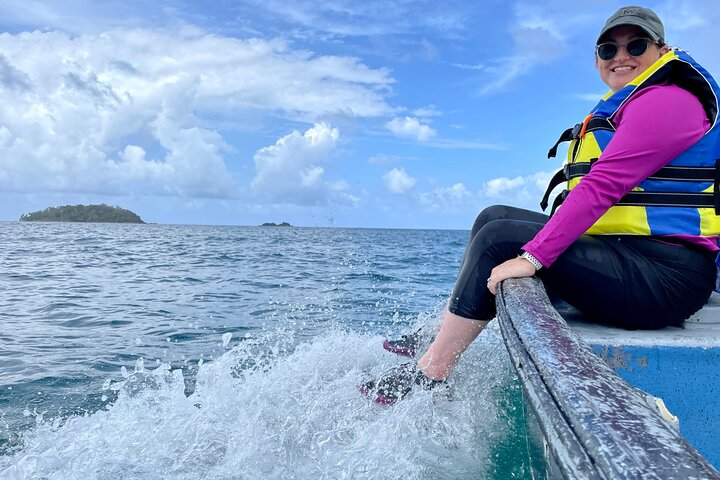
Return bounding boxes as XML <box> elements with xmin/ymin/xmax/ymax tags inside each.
<box><xmin>496</xmin><ymin>276</ymin><xmax>720</xmax><ymax>479</ymax></box>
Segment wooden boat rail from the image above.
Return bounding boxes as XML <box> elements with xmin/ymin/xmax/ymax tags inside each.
<box><xmin>496</xmin><ymin>276</ymin><xmax>720</xmax><ymax>479</ymax></box>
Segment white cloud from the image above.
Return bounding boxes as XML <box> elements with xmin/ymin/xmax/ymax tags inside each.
<box><xmin>422</xmin><ymin>138</ymin><xmax>505</xmax><ymax>150</ymax></box>
<box><xmin>573</xmin><ymin>92</ymin><xmax>608</xmax><ymax>102</ymax></box>
<box><xmin>236</xmin><ymin>1</ymin><xmax>470</xmax><ymax>38</ymax></box>
<box><xmin>412</xmin><ymin>104</ymin><xmax>441</xmax><ymax>118</ymax></box>
<box><xmin>418</xmin><ymin>183</ymin><xmax>475</xmax><ymax>211</ymax></box>
<box><xmin>660</xmin><ymin>0</ymin><xmax>720</xmax><ymax>74</ymax></box>
<box><xmin>0</xmin><ymin>28</ymin><xmax>394</xmax><ymax>198</ymax></box>
<box><xmin>476</xmin><ymin>4</ymin><xmax>566</xmax><ymax>95</ymax></box>
<box><xmin>416</xmin><ymin>171</ymin><xmax>556</xmax><ymax>213</ymax></box>
<box><xmin>383</xmin><ymin>168</ymin><xmax>416</xmax><ymax>195</ymax></box>
<box><xmin>368</xmin><ymin>154</ymin><xmax>414</xmax><ymax>165</ymax></box>
<box><xmin>512</xmin><ymin>13</ymin><xmax>565</xmax><ymax>62</ymax></box>
<box><xmin>662</xmin><ymin>1</ymin><xmax>707</xmax><ymax>33</ymax></box>
<box><xmin>386</xmin><ymin>116</ymin><xmax>436</xmax><ymax>141</ymax></box>
<box><xmin>452</xmin><ymin>63</ymin><xmax>486</xmax><ymax>71</ymax></box>
<box><xmin>483</xmin><ymin>176</ymin><xmax>526</xmax><ymax>197</ymax></box>
<box><xmin>481</xmin><ymin>171</ymin><xmax>556</xmax><ymax>202</ymax></box>
<box><xmin>251</xmin><ymin>123</ymin><xmax>358</xmax><ymax>205</ymax></box>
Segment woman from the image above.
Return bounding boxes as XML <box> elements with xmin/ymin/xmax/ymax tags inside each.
<box><xmin>360</xmin><ymin>6</ymin><xmax>720</xmax><ymax>405</ymax></box>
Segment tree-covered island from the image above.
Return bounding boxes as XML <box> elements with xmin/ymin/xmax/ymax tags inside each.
<box><xmin>260</xmin><ymin>222</ymin><xmax>292</xmax><ymax>227</ymax></box>
<box><xmin>19</xmin><ymin>204</ymin><xmax>145</xmax><ymax>223</ymax></box>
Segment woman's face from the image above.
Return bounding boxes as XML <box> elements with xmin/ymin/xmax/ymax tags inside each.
<box><xmin>595</xmin><ymin>25</ymin><xmax>669</xmax><ymax>92</ymax></box>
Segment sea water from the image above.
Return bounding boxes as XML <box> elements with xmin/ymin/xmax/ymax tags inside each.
<box><xmin>0</xmin><ymin>222</ymin><xmax>544</xmax><ymax>479</ymax></box>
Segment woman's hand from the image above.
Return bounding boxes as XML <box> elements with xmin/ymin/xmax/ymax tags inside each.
<box><xmin>487</xmin><ymin>257</ymin><xmax>537</xmax><ymax>295</ymax></box>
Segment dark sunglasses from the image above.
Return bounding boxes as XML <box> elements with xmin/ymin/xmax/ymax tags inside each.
<box><xmin>595</xmin><ymin>38</ymin><xmax>658</xmax><ymax>61</ymax></box>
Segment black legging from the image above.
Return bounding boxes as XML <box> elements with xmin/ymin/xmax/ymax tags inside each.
<box><xmin>448</xmin><ymin>205</ymin><xmax>717</xmax><ymax>329</ymax></box>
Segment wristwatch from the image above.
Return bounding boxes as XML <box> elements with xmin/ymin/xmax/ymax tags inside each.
<box><xmin>520</xmin><ymin>251</ymin><xmax>543</xmax><ymax>271</ymax></box>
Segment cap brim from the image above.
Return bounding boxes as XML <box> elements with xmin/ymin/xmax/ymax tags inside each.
<box><xmin>597</xmin><ymin>19</ymin><xmax>661</xmax><ymax>44</ymax></box>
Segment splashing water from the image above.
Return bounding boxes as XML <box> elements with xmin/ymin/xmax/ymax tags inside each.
<box><xmin>0</xmin><ymin>317</ymin><xmax>539</xmax><ymax>479</ymax></box>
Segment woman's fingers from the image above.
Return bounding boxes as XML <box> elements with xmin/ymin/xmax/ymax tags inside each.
<box><xmin>487</xmin><ymin>257</ymin><xmax>537</xmax><ymax>294</ymax></box>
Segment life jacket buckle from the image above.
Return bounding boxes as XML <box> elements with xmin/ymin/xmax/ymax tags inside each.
<box><xmin>571</xmin><ymin>123</ymin><xmax>582</xmax><ymax>138</ymax></box>
<box><xmin>562</xmin><ymin>164</ymin><xmax>571</xmax><ymax>179</ymax></box>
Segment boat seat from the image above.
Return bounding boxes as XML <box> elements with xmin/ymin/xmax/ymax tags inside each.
<box><xmin>554</xmin><ymin>292</ymin><xmax>720</xmax><ymax>347</ymax></box>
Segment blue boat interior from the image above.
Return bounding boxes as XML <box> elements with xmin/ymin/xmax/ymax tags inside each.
<box><xmin>557</xmin><ymin>292</ymin><xmax>720</xmax><ymax>469</ymax></box>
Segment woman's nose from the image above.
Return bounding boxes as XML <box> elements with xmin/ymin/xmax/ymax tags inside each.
<box><xmin>614</xmin><ymin>45</ymin><xmax>632</xmax><ymax>61</ymax></box>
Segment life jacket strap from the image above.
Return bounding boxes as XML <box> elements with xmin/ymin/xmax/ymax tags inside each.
<box><xmin>540</xmin><ymin>169</ymin><xmax>567</xmax><ymax>211</ymax></box>
<box><xmin>547</xmin><ymin>118</ymin><xmax>615</xmax><ymax>159</ymax></box>
<box><xmin>542</xmin><ymin>160</ymin><xmax>720</xmax><ymax>214</ymax></box>
<box><xmin>549</xmin><ymin>190</ymin><xmax>568</xmax><ymax>216</ymax></box>
<box><xmin>567</xmin><ymin>162</ymin><xmax>717</xmax><ymax>182</ymax></box>
<box><xmin>715</xmin><ymin>160</ymin><xmax>720</xmax><ymax>215</ymax></box>
<box><xmin>649</xmin><ymin>165</ymin><xmax>718</xmax><ymax>182</ymax></box>
<box><xmin>547</xmin><ymin>127</ymin><xmax>576</xmax><ymax>159</ymax></box>
<box><xmin>549</xmin><ymin>189</ymin><xmax>718</xmax><ymax>216</ymax></box>
<box><xmin>541</xmin><ymin>159</ymin><xmax>599</xmax><ymax>211</ymax></box>
<box><xmin>616</xmin><ymin>191</ymin><xmax>717</xmax><ymax>208</ymax></box>
<box><xmin>563</xmin><ymin>162</ymin><xmax>592</xmax><ymax>179</ymax></box>
<box><xmin>584</xmin><ymin>117</ymin><xmax>615</xmax><ymax>133</ymax></box>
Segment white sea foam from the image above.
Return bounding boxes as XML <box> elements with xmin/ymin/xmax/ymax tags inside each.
<box><xmin>0</xmin><ymin>319</ymin><xmax>522</xmax><ymax>480</ymax></box>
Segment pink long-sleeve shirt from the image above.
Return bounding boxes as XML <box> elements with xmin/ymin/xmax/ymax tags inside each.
<box><xmin>523</xmin><ymin>84</ymin><xmax>718</xmax><ymax>267</ymax></box>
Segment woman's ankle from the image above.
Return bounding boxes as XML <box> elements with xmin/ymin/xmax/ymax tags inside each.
<box><xmin>416</xmin><ymin>311</ymin><xmax>489</xmax><ymax>382</ymax></box>
<box><xmin>417</xmin><ymin>357</ymin><xmax>454</xmax><ymax>381</ymax></box>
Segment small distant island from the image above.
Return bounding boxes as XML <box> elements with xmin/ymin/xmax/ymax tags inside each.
<box><xmin>260</xmin><ymin>222</ymin><xmax>292</xmax><ymax>227</ymax></box>
<box><xmin>19</xmin><ymin>204</ymin><xmax>145</xmax><ymax>224</ymax></box>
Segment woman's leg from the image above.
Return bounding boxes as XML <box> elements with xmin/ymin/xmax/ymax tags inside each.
<box><xmin>458</xmin><ymin>205</ymin><xmax>549</xmax><ymax>270</ymax></box>
<box><xmin>383</xmin><ymin>205</ymin><xmax>549</xmax><ymax>358</ymax></box>
<box><xmin>417</xmin><ymin>309</ymin><xmax>488</xmax><ymax>380</ymax></box>
<box><xmin>418</xmin><ymin>214</ymin><xmax>548</xmax><ymax>380</ymax></box>
<box><xmin>363</xmin><ymin>214</ymin><xmax>547</xmax><ymax>402</ymax></box>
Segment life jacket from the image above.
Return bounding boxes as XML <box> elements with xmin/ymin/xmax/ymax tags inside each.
<box><xmin>541</xmin><ymin>48</ymin><xmax>720</xmax><ymax>238</ymax></box>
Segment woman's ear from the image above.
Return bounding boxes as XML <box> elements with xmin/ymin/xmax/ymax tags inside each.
<box><xmin>660</xmin><ymin>44</ymin><xmax>671</xmax><ymax>55</ymax></box>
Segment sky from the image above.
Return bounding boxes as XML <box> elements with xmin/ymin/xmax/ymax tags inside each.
<box><xmin>0</xmin><ymin>0</ymin><xmax>718</xmax><ymax>229</ymax></box>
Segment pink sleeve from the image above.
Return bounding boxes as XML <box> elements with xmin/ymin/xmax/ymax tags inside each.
<box><xmin>522</xmin><ymin>85</ymin><xmax>709</xmax><ymax>266</ymax></box>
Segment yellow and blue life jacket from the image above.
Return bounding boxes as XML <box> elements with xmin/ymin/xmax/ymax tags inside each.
<box><xmin>542</xmin><ymin>48</ymin><xmax>720</xmax><ymax>238</ymax></box>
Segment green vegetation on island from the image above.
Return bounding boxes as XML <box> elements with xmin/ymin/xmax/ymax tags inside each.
<box><xmin>19</xmin><ymin>204</ymin><xmax>145</xmax><ymax>224</ymax></box>
<box><xmin>260</xmin><ymin>222</ymin><xmax>292</xmax><ymax>227</ymax></box>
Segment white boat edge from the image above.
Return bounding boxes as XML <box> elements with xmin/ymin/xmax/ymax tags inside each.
<box><xmin>557</xmin><ymin>292</ymin><xmax>720</xmax><ymax>348</ymax></box>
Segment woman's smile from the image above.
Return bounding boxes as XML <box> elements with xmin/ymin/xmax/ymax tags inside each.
<box><xmin>608</xmin><ymin>63</ymin><xmax>638</xmax><ymax>85</ymax></box>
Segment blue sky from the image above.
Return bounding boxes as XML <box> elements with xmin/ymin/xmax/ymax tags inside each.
<box><xmin>0</xmin><ymin>0</ymin><xmax>718</xmax><ymax>228</ymax></box>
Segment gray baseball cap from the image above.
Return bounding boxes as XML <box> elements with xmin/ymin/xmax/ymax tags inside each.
<box><xmin>597</xmin><ymin>6</ymin><xmax>665</xmax><ymax>45</ymax></box>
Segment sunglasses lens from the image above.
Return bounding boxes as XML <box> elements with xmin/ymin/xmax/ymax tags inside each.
<box><xmin>597</xmin><ymin>43</ymin><xmax>617</xmax><ymax>61</ymax></box>
<box><xmin>596</xmin><ymin>39</ymin><xmax>651</xmax><ymax>61</ymax></box>
<box><xmin>626</xmin><ymin>39</ymin><xmax>649</xmax><ymax>57</ymax></box>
